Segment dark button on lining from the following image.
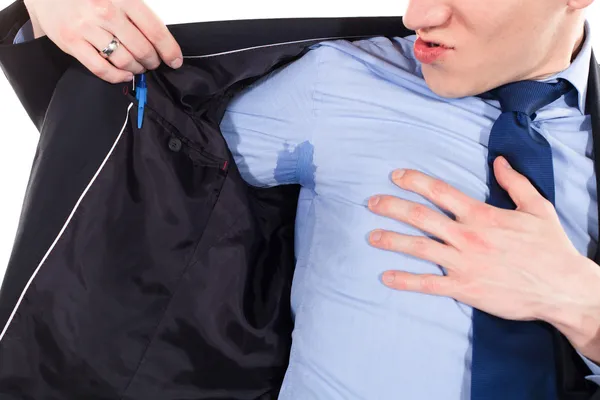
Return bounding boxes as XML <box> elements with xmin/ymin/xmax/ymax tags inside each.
<box><xmin>168</xmin><ymin>137</ymin><xmax>182</xmax><ymax>152</ymax></box>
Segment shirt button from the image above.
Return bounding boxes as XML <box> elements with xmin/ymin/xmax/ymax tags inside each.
<box><xmin>168</xmin><ymin>137</ymin><xmax>182</xmax><ymax>152</ymax></box>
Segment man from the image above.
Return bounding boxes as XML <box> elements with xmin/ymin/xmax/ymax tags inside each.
<box><xmin>219</xmin><ymin>0</ymin><xmax>600</xmax><ymax>397</ymax></box>
<box><xmin>9</xmin><ymin>0</ymin><xmax>600</xmax><ymax>398</ymax></box>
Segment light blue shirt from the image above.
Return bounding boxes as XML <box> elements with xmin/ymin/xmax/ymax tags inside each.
<box><xmin>14</xmin><ymin>19</ymin><xmax>600</xmax><ymax>399</ymax></box>
<box><xmin>219</xmin><ymin>22</ymin><xmax>600</xmax><ymax>399</ymax></box>
<box><xmin>13</xmin><ymin>19</ymin><xmax>32</xmax><ymax>45</ymax></box>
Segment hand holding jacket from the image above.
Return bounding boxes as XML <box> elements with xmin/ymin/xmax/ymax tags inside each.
<box><xmin>22</xmin><ymin>0</ymin><xmax>183</xmax><ymax>83</ymax></box>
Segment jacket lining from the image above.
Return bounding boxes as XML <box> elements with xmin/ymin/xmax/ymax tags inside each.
<box><xmin>0</xmin><ymin>103</ymin><xmax>134</xmax><ymax>343</ymax></box>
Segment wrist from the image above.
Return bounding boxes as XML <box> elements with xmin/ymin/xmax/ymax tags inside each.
<box><xmin>541</xmin><ymin>256</ymin><xmax>600</xmax><ymax>363</ymax></box>
<box><xmin>554</xmin><ymin>319</ymin><xmax>600</xmax><ymax>364</ymax></box>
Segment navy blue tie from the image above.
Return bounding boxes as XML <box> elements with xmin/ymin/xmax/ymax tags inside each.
<box><xmin>471</xmin><ymin>79</ymin><xmax>572</xmax><ymax>400</ymax></box>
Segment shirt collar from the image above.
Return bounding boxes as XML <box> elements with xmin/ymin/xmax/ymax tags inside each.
<box><xmin>540</xmin><ymin>20</ymin><xmax>592</xmax><ymax>115</ymax></box>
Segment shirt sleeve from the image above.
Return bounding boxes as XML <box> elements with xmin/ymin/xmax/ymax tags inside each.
<box><xmin>579</xmin><ymin>352</ymin><xmax>600</xmax><ymax>386</ymax></box>
<box><xmin>13</xmin><ymin>19</ymin><xmax>33</xmax><ymax>44</ymax></box>
<box><xmin>219</xmin><ymin>47</ymin><xmax>321</xmax><ymax>188</ymax></box>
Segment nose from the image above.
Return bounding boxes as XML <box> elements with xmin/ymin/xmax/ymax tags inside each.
<box><xmin>403</xmin><ymin>0</ymin><xmax>452</xmax><ymax>32</ymax></box>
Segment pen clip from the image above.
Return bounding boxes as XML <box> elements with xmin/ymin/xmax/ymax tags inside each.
<box><xmin>135</xmin><ymin>74</ymin><xmax>147</xmax><ymax>129</ymax></box>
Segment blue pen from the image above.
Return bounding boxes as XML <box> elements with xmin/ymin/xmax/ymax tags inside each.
<box><xmin>135</xmin><ymin>73</ymin><xmax>147</xmax><ymax>129</ymax></box>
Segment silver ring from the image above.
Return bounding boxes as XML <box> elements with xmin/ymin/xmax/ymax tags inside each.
<box><xmin>100</xmin><ymin>36</ymin><xmax>120</xmax><ymax>58</ymax></box>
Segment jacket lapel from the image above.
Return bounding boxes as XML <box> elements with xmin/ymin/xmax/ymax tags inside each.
<box><xmin>556</xmin><ymin>50</ymin><xmax>600</xmax><ymax>400</ymax></box>
<box><xmin>588</xmin><ymin>51</ymin><xmax>600</xmax><ymax>266</ymax></box>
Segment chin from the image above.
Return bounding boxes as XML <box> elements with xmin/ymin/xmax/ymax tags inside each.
<box><xmin>421</xmin><ymin>67</ymin><xmax>476</xmax><ymax>99</ymax></box>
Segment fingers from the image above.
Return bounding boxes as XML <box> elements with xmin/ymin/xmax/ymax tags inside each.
<box><xmin>25</xmin><ymin>0</ymin><xmax>182</xmax><ymax>84</ymax></box>
<box><xmin>380</xmin><ymin>270</ymin><xmax>456</xmax><ymax>297</ymax></box>
<box><xmin>120</xmin><ymin>0</ymin><xmax>183</xmax><ymax>69</ymax></box>
<box><xmin>368</xmin><ymin>195</ymin><xmax>461</xmax><ymax>246</ymax></box>
<box><xmin>390</xmin><ymin>169</ymin><xmax>478</xmax><ymax>221</ymax></box>
<box><xmin>86</xmin><ymin>0</ymin><xmax>164</xmax><ymax>72</ymax></box>
<box><xmin>84</xmin><ymin>26</ymin><xmax>145</xmax><ymax>75</ymax></box>
<box><xmin>369</xmin><ymin>231</ymin><xmax>460</xmax><ymax>269</ymax></box>
<box><xmin>101</xmin><ymin>16</ymin><xmax>162</xmax><ymax>71</ymax></box>
<box><xmin>384</xmin><ymin>167</ymin><xmax>523</xmax><ymax>229</ymax></box>
<box><xmin>69</xmin><ymin>40</ymin><xmax>134</xmax><ymax>84</ymax></box>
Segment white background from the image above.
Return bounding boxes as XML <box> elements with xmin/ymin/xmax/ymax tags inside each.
<box><xmin>0</xmin><ymin>0</ymin><xmax>598</xmax><ymax>281</ymax></box>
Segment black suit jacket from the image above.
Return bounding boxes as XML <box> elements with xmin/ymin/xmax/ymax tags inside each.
<box><xmin>0</xmin><ymin>0</ymin><xmax>598</xmax><ymax>398</ymax></box>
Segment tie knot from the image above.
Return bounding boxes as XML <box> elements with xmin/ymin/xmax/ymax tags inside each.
<box><xmin>483</xmin><ymin>79</ymin><xmax>572</xmax><ymax>116</ymax></box>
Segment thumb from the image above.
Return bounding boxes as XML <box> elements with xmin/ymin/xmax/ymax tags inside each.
<box><xmin>493</xmin><ymin>156</ymin><xmax>558</xmax><ymax>218</ymax></box>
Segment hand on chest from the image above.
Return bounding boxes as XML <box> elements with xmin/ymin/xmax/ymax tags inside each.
<box><xmin>306</xmin><ymin>97</ymin><xmax>596</xmax><ymax>258</ymax></box>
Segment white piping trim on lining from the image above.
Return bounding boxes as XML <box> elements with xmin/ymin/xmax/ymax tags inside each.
<box><xmin>0</xmin><ymin>102</ymin><xmax>135</xmax><ymax>343</ymax></box>
<box><xmin>183</xmin><ymin>35</ymin><xmax>366</xmax><ymax>58</ymax></box>
<box><xmin>0</xmin><ymin>34</ymin><xmax>366</xmax><ymax>340</ymax></box>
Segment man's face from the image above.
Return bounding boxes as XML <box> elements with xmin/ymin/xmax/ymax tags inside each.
<box><xmin>403</xmin><ymin>0</ymin><xmax>585</xmax><ymax>98</ymax></box>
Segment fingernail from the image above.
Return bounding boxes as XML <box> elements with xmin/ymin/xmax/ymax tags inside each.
<box><xmin>392</xmin><ymin>169</ymin><xmax>406</xmax><ymax>181</ymax></box>
<box><xmin>370</xmin><ymin>230</ymin><xmax>382</xmax><ymax>242</ymax></box>
<box><xmin>501</xmin><ymin>157</ymin><xmax>512</xmax><ymax>169</ymax></box>
<box><xmin>382</xmin><ymin>272</ymin><xmax>396</xmax><ymax>284</ymax></box>
<box><xmin>126</xmin><ymin>74</ymin><xmax>134</xmax><ymax>82</ymax></box>
<box><xmin>171</xmin><ymin>58</ymin><xmax>183</xmax><ymax>69</ymax></box>
<box><xmin>369</xmin><ymin>196</ymin><xmax>380</xmax><ymax>207</ymax></box>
